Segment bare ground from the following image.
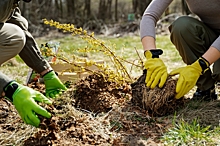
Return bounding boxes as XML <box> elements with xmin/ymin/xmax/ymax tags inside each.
<box><xmin>1</xmin><ymin>73</ymin><xmax>220</xmax><ymax>146</ymax></box>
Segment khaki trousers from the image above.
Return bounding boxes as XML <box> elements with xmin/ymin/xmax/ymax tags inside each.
<box><xmin>0</xmin><ymin>7</ymin><xmax>50</xmax><ymax>94</ymax></box>
<box><xmin>169</xmin><ymin>16</ymin><xmax>220</xmax><ymax>90</ymax></box>
<box><xmin>0</xmin><ymin>22</ymin><xmax>25</xmax><ymax>64</ymax></box>
<box><xmin>0</xmin><ymin>7</ymin><xmax>50</xmax><ymax>73</ymax></box>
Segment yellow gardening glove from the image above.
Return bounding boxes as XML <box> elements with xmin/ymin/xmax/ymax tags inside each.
<box><xmin>144</xmin><ymin>49</ymin><xmax>168</xmax><ymax>88</ymax></box>
<box><xmin>170</xmin><ymin>57</ymin><xmax>210</xmax><ymax>99</ymax></box>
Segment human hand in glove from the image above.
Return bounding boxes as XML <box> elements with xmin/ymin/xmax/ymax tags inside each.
<box><xmin>170</xmin><ymin>57</ymin><xmax>210</xmax><ymax>99</ymax></box>
<box><xmin>43</xmin><ymin>70</ymin><xmax>67</xmax><ymax>98</ymax></box>
<box><xmin>3</xmin><ymin>81</ymin><xmax>52</xmax><ymax>127</ymax></box>
<box><xmin>144</xmin><ymin>49</ymin><xmax>168</xmax><ymax>88</ymax></box>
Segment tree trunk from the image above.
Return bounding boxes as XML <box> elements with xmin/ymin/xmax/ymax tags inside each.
<box><xmin>84</xmin><ymin>0</ymin><xmax>91</xmax><ymax>19</ymax></box>
<box><xmin>132</xmin><ymin>0</ymin><xmax>152</xmax><ymax>17</ymax></box>
<box><xmin>181</xmin><ymin>0</ymin><xmax>191</xmax><ymax>15</ymax></box>
<box><xmin>67</xmin><ymin>0</ymin><xmax>75</xmax><ymax>19</ymax></box>
<box><xmin>98</xmin><ymin>0</ymin><xmax>106</xmax><ymax>20</ymax></box>
<box><xmin>132</xmin><ymin>0</ymin><xmax>137</xmax><ymax>13</ymax></box>
<box><xmin>107</xmin><ymin>0</ymin><xmax>112</xmax><ymax>20</ymax></box>
<box><xmin>115</xmin><ymin>0</ymin><xmax>118</xmax><ymax>22</ymax></box>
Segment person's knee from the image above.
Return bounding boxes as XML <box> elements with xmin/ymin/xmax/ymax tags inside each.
<box><xmin>0</xmin><ymin>24</ymin><xmax>26</xmax><ymax>62</ymax></box>
<box><xmin>11</xmin><ymin>25</ymin><xmax>26</xmax><ymax>50</ymax></box>
<box><xmin>0</xmin><ymin>24</ymin><xmax>26</xmax><ymax>65</ymax></box>
<box><xmin>169</xmin><ymin>16</ymin><xmax>193</xmax><ymax>37</ymax></box>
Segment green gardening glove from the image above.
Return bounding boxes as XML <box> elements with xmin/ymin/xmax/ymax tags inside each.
<box><xmin>3</xmin><ymin>81</ymin><xmax>52</xmax><ymax>127</ymax></box>
<box><xmin>144</xmin><ymin>49</ymin><xmax>168</xmax><ymax>88</ymax></box>
<box><xmin>169</xmin><ymin>57</ymin><xmax>210</xmax><ymax>99</ymax></box>
<box><xmin>43</xmin><ymin>70</ymin><xmax>67</xmax><ymax>98</ymax></box>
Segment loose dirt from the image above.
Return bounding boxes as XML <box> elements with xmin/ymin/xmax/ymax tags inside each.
<box><xmin>1</xmin><ymin>73</ymin><xmax>220</xmax><ymax>146</ymax></box>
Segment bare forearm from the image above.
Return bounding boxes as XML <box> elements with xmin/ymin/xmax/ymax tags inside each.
<box><xmin>202</xmin><ymin>46</ymin><xmax>220</xmax><ymax>65</ymax></box>
<box><xmin>141</xmin><ymin>36</ymin><xmax>156</xmax><ymax>51</ymax></box>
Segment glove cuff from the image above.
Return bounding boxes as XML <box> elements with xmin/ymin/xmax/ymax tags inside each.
<box><xmin>3</xmin><ymin>81</ymin><xmax>19</xmax><ymax>102</ymax></box>
<box><xmin>42</xmin><ymin>70</ymin><xmax>59</xmax><ymax>79</ymax></box>
<box><xmin>42</xmin><ymin>70</ymin><xmax>54</xmax><ymax>78</ymax></box>
<box><xmin>198</xmin><ymin>57</ymin><xmax>210</xmax><ymax>74</ymax></box>
<box><xmin>144</xmin><ymin>49</ymin><xmax>163</xmax><ymax>59</ymax></box>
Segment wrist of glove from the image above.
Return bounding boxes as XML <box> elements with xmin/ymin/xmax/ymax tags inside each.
<box><xmin>170</xmin><ymin>57</ymin><xmax>210</xmax><ymax>99</ymax></box>
<box><xmin>144</xmin><ymin>49</ymin><xmax>163</xmax><ymax>59</ymax></box>
<box><xmin>43</xmin><ymin>70</ymin><xmax>67</xmax><ymax>98</ymax></box>
<box><xmin>197</xmin><ymin>57</ymin><xmax>210</xmax><ymax>74</ymax></box>
<box><xmin>3</xmin><ymin>81</ymin><xmax>52</xmax><ymax>127</ymax></box>
<box><xmin>144</xmin><ymin>49</ymin><xmax>168</xmax><ymax>88</ymax></box>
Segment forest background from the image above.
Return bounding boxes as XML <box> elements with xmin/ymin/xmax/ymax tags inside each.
<box><xmin>19</xmin><ymin>0</ymin><xmax>190</xmax><ymax>37</ymax></box>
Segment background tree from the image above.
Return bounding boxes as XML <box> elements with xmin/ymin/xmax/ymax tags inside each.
<box><xmin>132</xmin><ymin>0</ymin><xmax>152</xmax><ymax>18</ymax></box>
<box><xmin>98</xmin><ymin>0</ymin><xmax>112</xmax><ymax>21</ymax></box>
<box><xmin>84</xmin><ymin>0</ymin><xmax>91</xmax><ymax>20</ymax></box>
<box><xmin>181</xmin><ymin>0</ymin><xmax>191</xmax><ymax>15</ymax></box>
<box><xmin>19</xmin><ymin>0</ymin><xmax>185</xmax><ymax>36</ymax></box>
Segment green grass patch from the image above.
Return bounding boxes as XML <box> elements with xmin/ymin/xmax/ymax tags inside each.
<box><xmin>162</xmin><ymin>118</ymin><xmax>220</xmax><ymax>145</ymax></box>
<box><xmin>36</xmin><ymin>34</ymin><xmax>184</xmax><ymax>74</ymax></box>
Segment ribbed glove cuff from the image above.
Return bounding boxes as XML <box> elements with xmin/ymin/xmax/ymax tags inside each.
<box><xmin>198</xmin><ymin>57</ymin><xmax>210</xmax><ymax>74</ymax></box>
<box><xmin>3</xmin><ymin>81</ymin><xmax>19</xmax><ymax>102</ymax></box>
<box><xmin>144</xmin><ymin>49</ymin><xmax>163</xmax><ymax>59</ymax></box>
